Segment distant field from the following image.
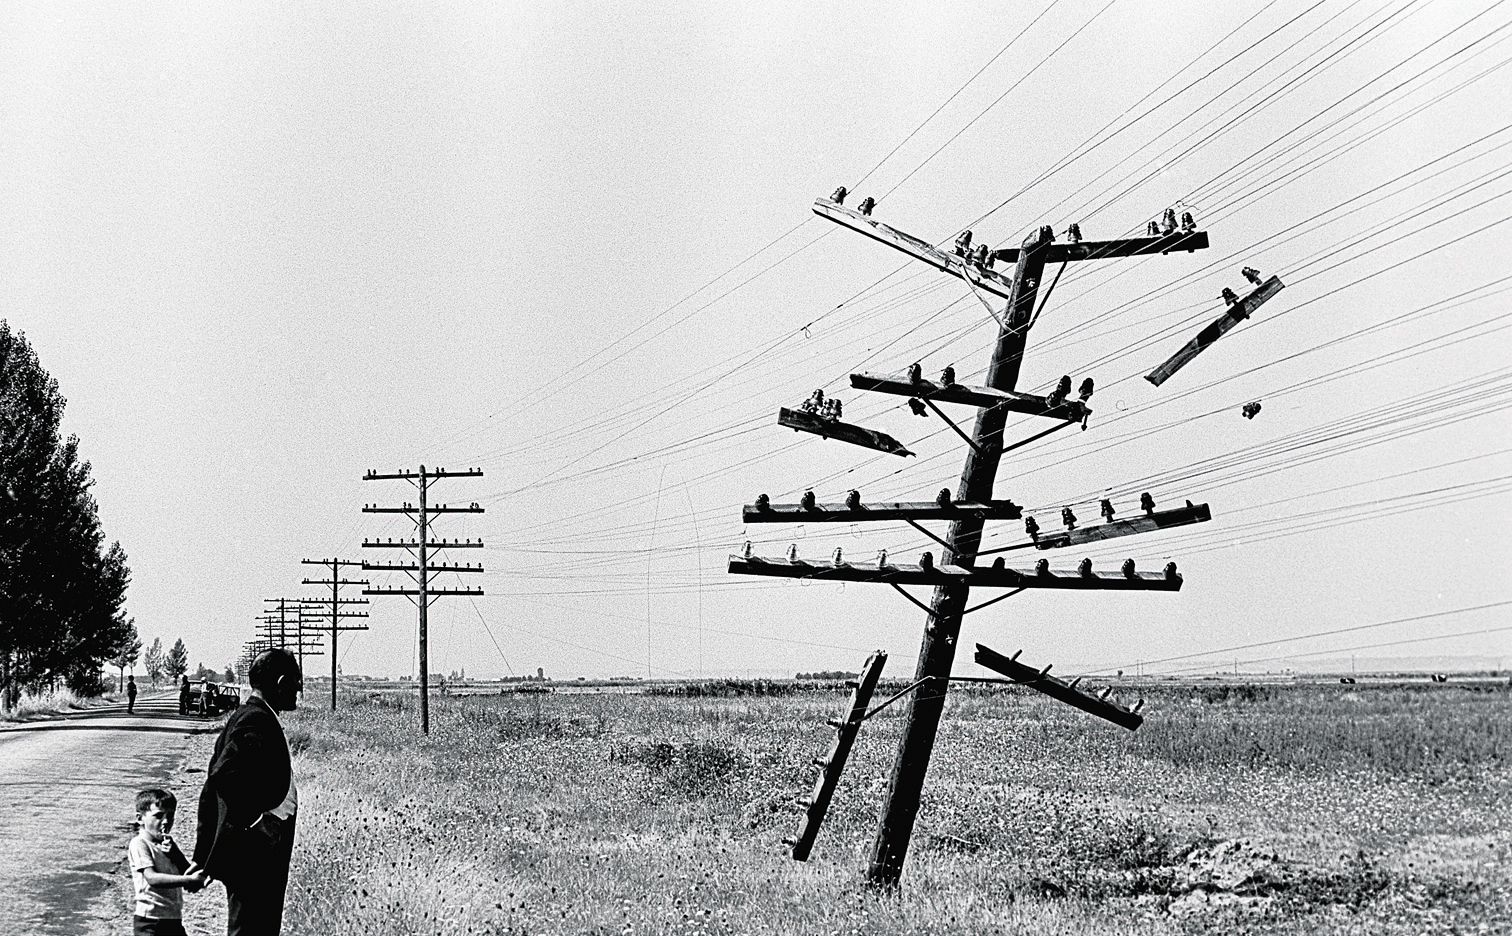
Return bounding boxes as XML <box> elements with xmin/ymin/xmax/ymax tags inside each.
<box><xmin>275</xmin><ymin>680</ymin><xmax>1510</xmax><ymax>935</ymax></box>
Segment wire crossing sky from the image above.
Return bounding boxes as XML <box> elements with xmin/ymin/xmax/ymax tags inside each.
<box><xmin>2</xmin><ymin>0</ymin><xmax>1508</xmax><ymax>680</ymax></box>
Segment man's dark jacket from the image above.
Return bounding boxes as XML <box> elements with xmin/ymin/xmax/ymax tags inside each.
<box><xmin>193</xmin><ymin>695</ymin><xmax>290</xmax><ymax>883</ymax></box>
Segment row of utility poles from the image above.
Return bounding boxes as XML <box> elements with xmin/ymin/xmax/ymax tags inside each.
<box><xmin>235</xmin><ymin>467</ymin><xmax>485</xmax><ymax>733</ymax></box>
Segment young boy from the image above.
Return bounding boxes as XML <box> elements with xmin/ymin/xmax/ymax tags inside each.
<box><xmin>129</xmin><ymin>788</ymin><xmax>207</xmax><ymax>936</ymax></box>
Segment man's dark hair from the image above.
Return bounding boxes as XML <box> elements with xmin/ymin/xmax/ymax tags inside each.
<box><xmin>135</xmin><ymin>788</ymin><xmax>176</xmax><ymax>816</ymax></box>
<box><xmin>249</xmin><ymin>648</ymin><xmax>300</xmax><ymax>693</ymax></box>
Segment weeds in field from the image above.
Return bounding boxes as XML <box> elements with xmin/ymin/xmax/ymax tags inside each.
<box><xmin>269</xmin><ymin>683</ymin><xmax>1510</xmax><ymax>935</ymax></box>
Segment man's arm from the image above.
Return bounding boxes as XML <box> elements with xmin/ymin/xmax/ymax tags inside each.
<box><xmin>206</xmin><ymin>709</ymin><xmax>287</xmax><ymax>823</ymax></box>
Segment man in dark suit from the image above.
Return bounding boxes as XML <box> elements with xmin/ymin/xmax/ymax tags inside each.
<box><xmin>193</xmin><ymin>648</ymin><xmax>302</xmax><ymax>935</ymax></box>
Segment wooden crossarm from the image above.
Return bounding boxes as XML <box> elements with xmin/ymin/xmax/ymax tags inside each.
<box><xmin>1031</xmin><ymin>502</ymin><xmax>1211</xmax><ymax>549</ymax></box>
<box><xmin>849</xmin><ymin>372</ymin><xmax>1088</xmax><ymax>422</ymax></box>
<box><xmin>743</xmin><ymin>498</ymin><xmax>1022</xmax><ymax>524</ymax></box>
<box><xmin>973</xmin><ymin>644</ymin><xmax>1143</xmax><ymax>730</ymax></box>
<box><xmin>992</xmin><ymin>231</ymin><xmax>1208</xmax><ymax>265</ymax></box>
<box><xmin>727</xmin><ymin>556</ymin><xmax>1182</xmax><ymax>591</ymax></box>
<box><xmin>1146</xmin><ymin>276</ymin><xmax>1284</xmax><ymax>386</ymax></box>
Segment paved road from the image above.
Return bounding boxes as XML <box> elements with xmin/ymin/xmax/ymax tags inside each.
<box><xmin>0</xmin><ymin>693</ymin><xmax>221</xmax><ymax>935</ymax></box>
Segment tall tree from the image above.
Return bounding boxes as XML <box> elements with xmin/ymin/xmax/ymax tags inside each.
<box><xmin>0</xmin><ymin>322</ymin><xmax>132</xmax><ymax>706</ymax></box>
<box><xmin>110</xmin><ymin>622</ymin><xmax>142</xmax><ymax>693</ymax></box>
<box><xmin>143</xmin><ymin>637</ymin><xmax>164</xmax><ymax>687</ymax></box>
<box><xmin>165</xmin><ymin>639</ymin><xmax>189</xmax><ymax>682</ymax></box>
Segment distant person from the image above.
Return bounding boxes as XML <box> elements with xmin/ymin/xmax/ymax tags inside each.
<box><xmin>127</xmin><ymin>676</ymin><xmax>137</xmax><ymax>714</ymax></box>
<box><xmin>197</xmin><ymin>679</ymin><xmax>212</xmax><ymax>716</ymax></box>
<box><xmin>178</xmin><ymin>676</ymin><xmax>190</xmax><ymax>716</ymax></box>
<box><xmin>129</xmin><ymin>788</ymin><xmax>208</xmax><ymax>936</ymax></box>
<box><xmin>194</xmin><ymin>648</ymin><xmax>303</xmax><ymax>935</ymax></box>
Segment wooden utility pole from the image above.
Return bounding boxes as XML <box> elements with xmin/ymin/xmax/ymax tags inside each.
<box><xmin>300</xmin><ymin>557</ymin><xmax>370</xmax><ymax>711</ymax></box>
<box><xmin>258</xmin><ymin>597</ymin><xmax>324</xmax><ymax>681</ymax></box>
<box><xmin>361</xmin><ymin>466</ymin><xmax>485</xmax><ymax>733</ymax></box>
<box><xmin>865</xmin><ymin>225</ymin><xmax>1050</xmax><ymax>884</ymax></box>
<box><xmin>731</xmin><ymin>193</ymin><xmax>1210</xmax><ymax>886</ymax></box>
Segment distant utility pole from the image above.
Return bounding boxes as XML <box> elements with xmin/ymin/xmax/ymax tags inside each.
<box><xmin>259</xmin><ymin>597</ymin><xmax>325</xmax><ymax>681</ymax></box>
<box><xmin>362</xmin><ymin>465</ymin><xmax>485</xmax><ymax>733</ymax></box>
<box><xmin>300</xmin><ymin>557</ymin><xmax>371</xmax><ymax>712</ymax></box>
<box><xmin>731</xmin><ymin>192</ymin><xmax>1213</xmax><ymax>888</ymax></box>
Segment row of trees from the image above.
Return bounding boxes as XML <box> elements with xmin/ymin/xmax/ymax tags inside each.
<box><xmin>1</xmin><ymin>322</ymin><xmax>134</xmax><ymax>707</ymax></box>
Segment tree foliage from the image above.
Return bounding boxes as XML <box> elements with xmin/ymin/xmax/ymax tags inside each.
<box><xmin>0</xmin><ymin>321</ymin><xmax>133</xmax><ymax>705</ymax></box>
<box><xmin>110</xmin><ymin>621</ymin><xmax>142</xmax><ymax>692</ymax></box>
<box><xmin>165</xmin><ymin>638</ymin><xmax>189</xmax><ymax>682</ymax></box>
<box><xmin>144</xmin><ymin>637</ymin><xmax>164</xmax><ymax>687</ymax></box>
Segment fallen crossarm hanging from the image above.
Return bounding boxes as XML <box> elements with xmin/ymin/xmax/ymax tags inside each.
<box><xmin>974</xmin><ymin>643</ymin><xmax>1144</xmax><ymax>730</ymax></box>
<box><xmin>786</xmin><ymin>651</ymin><xmax>888</xmax><ymax>861</ymax></box>
<box><xmin>777</xmin><ymin>407</ymin><xmax>914</xmax><ymax>457</ymax></box>
<box><xmin>1146</xmin><ymin>272</ymin><xmax>1285</xmax><ymax>386</ymax></box>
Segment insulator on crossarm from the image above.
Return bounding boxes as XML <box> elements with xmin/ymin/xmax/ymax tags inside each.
<box><xmin>1140</xmin><ymin>492</ymin><xmax>1156</xmax><ymax>514</ymax></box>
<box><xmin>1122</xmin><ymin>559</ymin><xmax>1137</xmax><ymax>579</ymax></box>
<box><xmin>833</xmin><ymin>548</ymin><xmax>844</xmax><ymax>566</ymax></box>
<box><xmin>991</xmin><ymin>556</ymin><xmax>1005</xmax><ymax>571</ymax></box>
<box><xmin>845</xmin><ymin>489</ymin><xmax>861</xmax><ymax>510</ymax></box>
<box><xmin>1242</xmin><ymin>266</ymin><xmax>1262</xmax><ymax>285</ymax></box>
<box><xmin>1181</xmin><ymin>211</ymin><xmax>1196</xmax><ymax>233</ymax></box>
<box><xmin>907</xmin><ymin>361</ymin><xmax>922</xmax><ymax>384</ymax></box>
<box><xmin>919</xmin><ymin>551</ymin><xmax>934</xmax><ymax>570</ymax></box>
<box><xmin>1222</xmin><ymin>287</ymin><xmax>1239</xmax><ymax>305</ymax></box>
<box><xmin>1164</xmin><ymin>562</ymin><xmax>1180</xmax><ymax>582</ymax></box>
<box><xmin>1100</xmin><ymin>499</ymin><xmax>1115</xmax><ymax>522</ymax></box>
<box><xmin>785</xmin><ymin>544</ymin><xmax>799</xmax><ymax>562</ymax></box>
<box><xmin>801</xmin><ymin>490</ymin><xmax>816</xmax><ymax>510</ymax></box>
<box><xmin>1061</xmin><ymin>507</ymin><xmax>1077</xmax><ymax>530</ymax></box>
<box><xmin>831</xmin><ymin>186</ymin><xmax>847</xmax><ymax>204</ymax></box>
<box><xmin>1035</xmin><ymin>558</ymin><xmax>1050</xmax><ymax>577</ymax></box>
<box><xmin>877</xmin><ymin>549</ymin><xmax>888</xmax><ymax>567</ymax></box>
<box><xmin>1078</xmin><ymin>558</ymin><xmax>1094</xmax><ymax>578</ymax></box>
<box><xmin>1024</xmin><ymin>516</ymin><xmax>1040</xmax><ymax>541</ymax></box>
<box><xmin>1068</xmin><ymin>223</ymin><xmax>1082</xmax><ymax>243</ymax></box>
<box><xmin>756</xmin><ymin>493</ymin><xmax>771</xmax><ymax>512</ymax></box>
<box><xmin>908</xmin><ymin>398</ymin><xmax>927</xmax><ymax>417</ymax></box>
<box><xmin>936</xmin><ymin>488</ymin><xmax>952</xmax><ymax>508</ymax></box>
<box><xmin>941</xmin><ymin>365</ymin><xmax>956</xmax><ymax>386</ymax></box>
<box><xmin>1078</xmin><ymin>377</ymin><xmax>1094</xmax><ymax>402</ymax></box>
<box><xmin>858</xmin><ymin>196</ymin><xmax>875</xmax><ymax>216</ymax></box>
<box><xmin>1147</xmin><ymin>221</ymin><xmax>1160</xmax><ymax>236</ymax></box>
<box><xmin>743</xmin><ymin>541</ymin><xmax>752</xmax><ymax>559</ymax></box>
<box><xmin>1161</xmin><ymin>208</ymin><xmax>1177</xmax><ymax>234</ymax></box>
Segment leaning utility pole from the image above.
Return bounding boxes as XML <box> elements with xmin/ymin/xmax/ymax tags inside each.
<box><xmin>300</xmin><ymin>557</ymin><xmax>371</xmax><ymax>711</ymax></box>
<box><xmin>731</xmin><ymin>191</ymin><xmax>1212</xmax><ymax>887</ymax></box>
<box><xmin>361</xmin><ymin>465</ymin><xmax>485</xmax><ymax>733</ymax></box>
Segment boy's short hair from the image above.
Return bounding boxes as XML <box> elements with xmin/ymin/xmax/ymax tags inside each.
<box><xmin>135</xmin><ymin>788</ymin><xmax>177</xmax><ymax>816</ymax></box>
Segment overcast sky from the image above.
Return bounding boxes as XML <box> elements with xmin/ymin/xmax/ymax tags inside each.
<box><xmin>4</xmin><ymin>0</ymin><xmax>1509</xmax><ymax>682</ymax></box>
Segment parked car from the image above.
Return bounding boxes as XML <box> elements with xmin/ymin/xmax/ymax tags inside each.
<box><xmin>188</xmin><ymin>681</ymin><xmax>242</xmax><ymax>715</ymax></box>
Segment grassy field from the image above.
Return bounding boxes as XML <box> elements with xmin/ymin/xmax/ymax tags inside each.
<box><xmin>260</xmin><ymin>679</ymin><xmax>1509</xmax><ymax>935</ymax></box>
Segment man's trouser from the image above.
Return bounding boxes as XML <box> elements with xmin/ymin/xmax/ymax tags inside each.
<box><xmin>222</xmin><ymin>814</ymin><xmax>296</xmax><ymax>936</ymax></box>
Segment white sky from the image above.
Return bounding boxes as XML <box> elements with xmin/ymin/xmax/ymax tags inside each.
<box><xmin>4</xmin><ymin>1</ymin><xmax>1509</xmax><ymax>681</ymax></box>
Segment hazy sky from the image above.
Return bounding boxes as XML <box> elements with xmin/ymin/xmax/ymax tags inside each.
<box><xmin>4</xmin><ymin>1</ymin><xmax>1509</xmax><ymax>682</ymax></box>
